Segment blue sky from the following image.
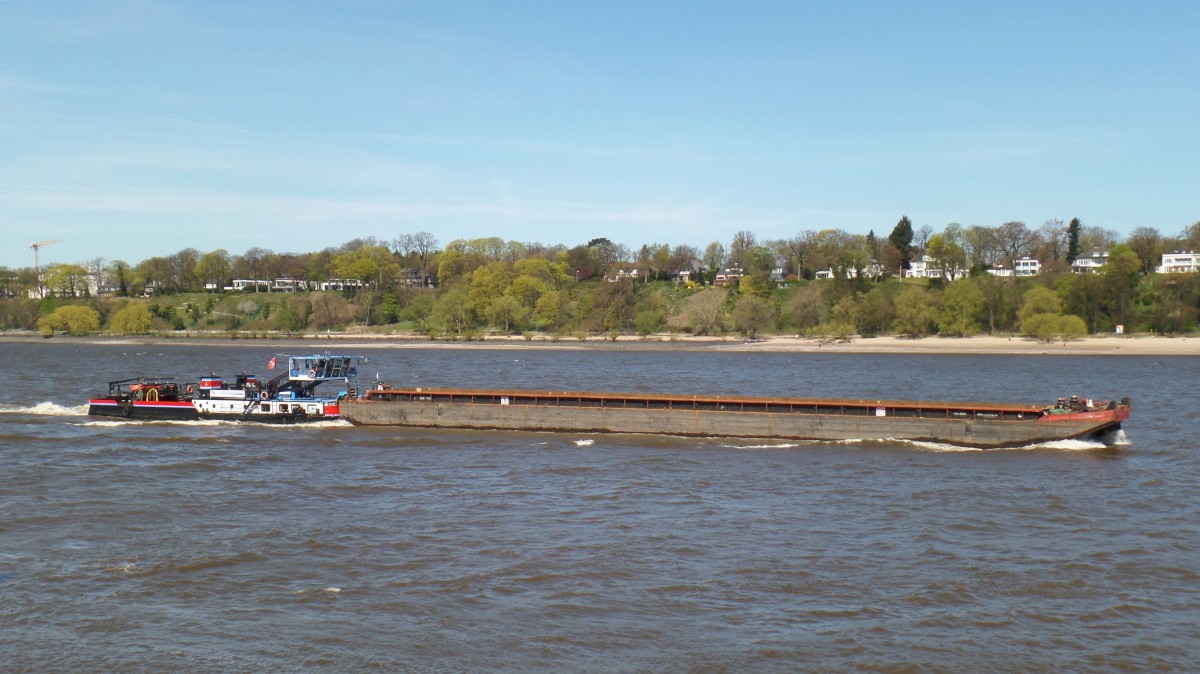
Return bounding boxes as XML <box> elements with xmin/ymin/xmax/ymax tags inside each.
<box><xmin>2</xmin><ymin>0</ymin><xmax>1197</xmax><ymax>269</ymax></box>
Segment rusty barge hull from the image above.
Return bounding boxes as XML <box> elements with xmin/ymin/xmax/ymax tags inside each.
<box><xmin>341</xmin><ymin>388</ymin><xmax>1130</xmax><ymax>449</ymax></box>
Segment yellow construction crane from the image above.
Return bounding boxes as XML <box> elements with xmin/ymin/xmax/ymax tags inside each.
<box><xmin>31</xmin><ymin>239</ymin><xmax>63</xmax><ymax>277</ymax></box>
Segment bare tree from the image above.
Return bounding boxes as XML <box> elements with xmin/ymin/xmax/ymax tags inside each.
<box><xmin>411</xmin><ymin>232</ymin><xmax>439</xmax><ymax>269</ymax></box>
<box><xmin>965</xmin><ymin>225</ymin><xmax>1002</xmax><ymax>269</ymax></box>
<box><xmin>1126</xmin><ymin>227</ymin><xmax>1163</xmax><ymax>274</ymax></box>
<box><xmin>914</xmin><ymin>224</ymin><xmax>934</xmax><ymax>253</ymax></box>
<box><xmin>702</xmin><ymin>241</ymin><xmax>726</xmax><ymax>274</ymax></box>
<box><xmin>728</xmin><ymin>230</ymin><xmax>757</xmax><ymax>269</ymax></box>
<box><xmin>994</xmin><ymin>221</ymin><xmax>1036</xmax><ymax>267</ymax></box>
<box><xmin>1078</xmin><ymin>225</ymin><xmax>1119</xmax><ymax>255</ymax></box>
<box><xmin>1037</xmin><ymin>218</ymin><xmax>1067</xmax><ymax>261</ymax></box>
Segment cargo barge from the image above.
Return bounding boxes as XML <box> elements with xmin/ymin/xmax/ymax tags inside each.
<box><xmin>87</xmin><ymin>354</ymin><xmax>361</xmax><ymax>423</ymax></box>
<box><xmin>341</xmin><ymin>388</ymin><xmax>1130</xmax><ymax>449</ymax></box>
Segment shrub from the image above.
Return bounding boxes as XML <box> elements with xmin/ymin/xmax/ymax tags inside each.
<box><xmin>109</xmin><ymin>304</ymin><xmax>153</xmax><ymax>334</ymax></box>
<box><xmin>38</xmin><ymin>305</ymin><xmax>101</xmax><ymax>337</ymax></box>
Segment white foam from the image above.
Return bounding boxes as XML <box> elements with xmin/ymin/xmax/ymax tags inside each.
<box><xmin>80</xmin><ymin>418</ymin><xmax>225</xmax><ymax>427</ymax></box>
<box><xmin>292</xmin><ymin>586</ymin><xmax>343</xmax><ymax>595</ymax></box>
<box><xmin>1027</xmin><ymin>437</ymin><xmax>1109</xmax><ymax>451</ymax></box>
<box><xmin>723</xmin><ymin>442</ymin><xmax>803</xmax><ymax>450</ymax></box>
<box><xmin>0</xmin><ymin>402</ymin><xmax>90</xmax><ymax>416</ymax></box>
<box><xmin>1103</xmin><ymin>429</ymin><xmax>1131</xmax><ymax>446</ymax></box>
<box><xmin>80</xmin><ymin>418</ymin><xmax>350</xmax><ymax>428</ymax></box>
<box><xmin>574</xmin><ymin>439</ymin><xmax>594</xmax><ymax>446</ymax></box>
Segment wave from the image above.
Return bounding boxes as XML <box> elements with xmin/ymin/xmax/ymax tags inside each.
<box><xmin>0</xmin><ymin>401</ymin><xmax>89</xmax><ymax>416</ymax></box>
<box><xmin>78</xmin><ymin>418</ymin><xmax>350</xmax><ymax>428</ymax></box>
<box><xmin>902</xmin><ymin>436</ymin><xmax>1112</xmax><ymax>452</ymax></box>
<box><xmin>722</xmin><ymin>442</ymin><xmax>804</xmax><ymax>450</ymax></box>
<box><xmin>80</xmin><ymin>418</ymin><xmax>226</xmax><ymax>428</ymax></box>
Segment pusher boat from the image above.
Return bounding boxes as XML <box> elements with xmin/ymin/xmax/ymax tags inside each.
<box><xmin>87</xmin><ymin>354</ymin><xmax>362</xmax><ymax>423</ymax></box>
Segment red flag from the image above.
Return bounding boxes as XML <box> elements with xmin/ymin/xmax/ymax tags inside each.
<box><xmin>267</xmin><ymin>357</ymin><xmax>277</xmax><ymax>370</ymax></box>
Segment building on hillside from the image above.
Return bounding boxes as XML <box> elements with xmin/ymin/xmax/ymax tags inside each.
<box><xmin>1015</xmin><ymin>257</ymin><xmax>1041</xmax><ymax>276</ymax></box>
<box><xmin>604</xmin><ymin>264</ymin><xmax>644</xmax><ymax>282</ymax></box>
<box><xmin>272</xmin><ymin>278</ymin><xmax>307</xmax><ymax>292</ymax></box>
<box><xmin>319</xmin><ymin>278</ymin><xmax>365</xmax><ymax>291</ymax></box>
<box><xmin>986</xmin><ymin>263</ymin><xmax>1013</xmax><ymax>278</ymax></box>
<box><xmin>814</xmin><ymin>264</ymin><xmax>886</xmax><ymax>280</ymax></box>
<box><xmin>1071</xmin><ymin>251</ymin><xmax>1108</xmax><ymax>274</ymax></box>
<box><xmin>1161</xmin><ymin>251</ymin><xmax>1200</xmax><ymax>274</ymax></box>
<box><xmin>397</xmin><ymin>268</ymin><xmax>434</xmax><ymax>288</ymax></box>
<box><xmin>768</xmin><ymin>254</ymin><xmax>791</xmax><ymax>283</ymax></box>
<box><xmin>905</xmin><ymin>254</ymin><xmax>967</xmax><ymax>280</ymax></box>
<box><xmin>229</xmin><ymin>279</ymin><xmax>271</xmax><ymax>292</ymax></box>
<box><xmin>713</xmin><ymin>267</ymin><xmax>743</xmax><ymax>286</ymax></box>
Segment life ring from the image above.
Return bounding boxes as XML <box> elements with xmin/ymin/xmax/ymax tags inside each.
<box><xmin>308</xmin><ymin>369</ymin><xmax>317</xmax><ymax>378</ymax></box>
<box><xmin>185</xmin><ymin>384</ymin><xmax>195</xmax><ymax>395</ymax></box>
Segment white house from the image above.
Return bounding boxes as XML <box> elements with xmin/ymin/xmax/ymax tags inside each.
<box><xmin>318</xmin><ymin>278</ymin><xmax>365</xmax><ymax>291</ymax></box>
<box><xmin>604</xmin><ymin>265</ymin><xmax>644</xmax><ymax>282</ymax></box>
<box><xmin>1161</xmin><ymin>251</ymin><xmax>1200</xmax><ymax>274</ymax></box>
<box><xmin>1071</xmin><ymin>251</ymin><xmax>1108</xmax><ymax>274</ymax></box>
<box><xmin>815</xmin><ymin>264</ymin><xmax>885</xmax><ymax>280</ymax></box>
<box><xmin>228</xmin><ymin>279</ymin><xmax>270</xmax><ymax>292</ymax></box>
<box><xmin>905</xmin><ymin>254</ymin><xmax>967</xmax><ymax>280</ymax></box>
<box><xmin>1014</xmin><ymin>257</ymin><xmax>1041</xmax><ymax>276</ymax></box>
<box><xmin>986</xmin><ymin>264</ymin><xmax>1013</xmax><ymax>278</ymax></box>
<box><xmin>272</xmin><ymin>278</ymin><xmax>307</xmax><ymax>292</ymax></box>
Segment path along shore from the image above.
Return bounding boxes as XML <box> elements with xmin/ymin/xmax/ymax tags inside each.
<box><xmin>4</xmin><ymin>331</ymin><xmax>1198</xmax><ymax>356</ymax></box>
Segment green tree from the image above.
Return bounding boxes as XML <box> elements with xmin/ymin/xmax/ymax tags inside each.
<box><xmin>925</xmin><ymin>224</ymin><xmax>968</xmax><ymax>280</ymax></box>
<box><xmin>1017</xmin><ymin>285</ymin><xmax>1061</xmax><ymax>330</ymax></box>
<box><xmin>731</xmin><ymin>295</ymin><xmax>774</xmax><ymax>339</ymax></box>
<box><xmin>856</xmin><ymin>285</ymin><xmax>895</xmax><ymax>336</ymax></box>
<box><xmin>272</xmin><ymin>298</ymin><xmax>311</xmax><ymax>333</ymax></box>
<box><xmin>194</xmin><ymin>249</ymin><xmax>232</xmax><ymax>290</ymax></box>
<box><xmin>38</xmin><ymin>305</ymin><xmax>101</xmax><ymax>336</ymax></box>
<box><xmin>1066</xmin><ymin>217</ymin><xmax>1082</xmax><ymax>263</ymax></box>
<box><xmin>43</xmin><ymin>263</ymin><xmax>91</xmax><ymax>297</ymax></box>
<box><xmin>888</xmin><ymin>215</ymin><xmax>914</xmax><ymax>273</ymax></box>
<box><xmin>431</xmin><ymin>283</ymin><xmax>473</xmax><ymax>335</ymax></box>
<box><xmin>533</xmin><ymin>289</ymin><xmax>570</xmax><ymax>331</ymax></box>
<box><xmin>938</xmin><ymin>279</ymin><xmax>983</xmax><ymax>336</ymax></box>
<box><xmin>675</xmin><ymin>288</ymin><xmax>727</xmax><ymax>335</ymax></box>
<box><xmin>109</xmin><ymin>303</ymin><xmax>153</xmax><ymax>334</ymax></box>
<box><xmin>332</xmin><ymin>245</ymin><xmax>400</xmax><ymax>287</ymax></box>
<box><xmin>485</xmin><ymin>295</ymin><xmax>527</xmax><ymax>333</ymax></box>
<box><xmin>1102</xmin><ymin>245</ymin><xmax>1142</xmax><ymax>330</ymax></box>
<box><xmin>1138</xmin><ymin>276</ymin><xmax>1197</xmax><ymax>334</ymax></box>
<box><xmin>786</xmin><ymin>283</ymin><xmax>826</xmax><ymax>331</ymax></box>
<box><xmin>891</xmin><ymin>287</ymin><xmax>939</xmax><ymax>337</ymax></box>
<box><xmin>309</xmin><ymin>292</ymin><xmax>354</xmax><ymax>330</ymax></box>
<box><xmin>633</xmin><ymin>308</ymin><xmax>665</xmax><ymax>336</ymax></box>
<box><xmin>1024</xmin><ymin>313</ymin><xmax>1088</xmax><ymax>343</ymax></box>
<box><xmin>468</xmin><ymin>262</ymin><xmax>515</xmax><ymax>317</ymax></box>
<box><xmin>1056</xmin><ymin>273</ymin><xmax>1104</xmax><ymax>334</ymax></box>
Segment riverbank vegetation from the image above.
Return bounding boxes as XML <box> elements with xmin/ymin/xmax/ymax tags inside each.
<box><xmin>4</xmin><ymin>218</ymin><xmax>1200</xmax><ymax>341</ymax></box>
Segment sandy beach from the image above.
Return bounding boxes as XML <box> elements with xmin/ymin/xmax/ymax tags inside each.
<box><xmin>5</xmin><ymin>331</ymin><xmax>1198</xmax><ymax>356</ymax></box>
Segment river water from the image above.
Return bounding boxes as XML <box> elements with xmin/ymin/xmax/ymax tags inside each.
<box><xmin>1</xmin><ymin>341</ymin><xmax>1197</xmax><ymax>672</ymax></box>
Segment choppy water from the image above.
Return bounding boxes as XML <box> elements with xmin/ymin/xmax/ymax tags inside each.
<box><xmin>1</xmin><ymin>342</ymin><xmax>1197</xmax><ymax>672</ymax></box>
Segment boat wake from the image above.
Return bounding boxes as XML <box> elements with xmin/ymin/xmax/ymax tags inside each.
<box><xmin>0</xmin><ymin>401</ymin><xmax>89</xmax><ymax>416</ymax></box>
<box><xmin>80</xmin><ymin>418</ymin><xmax>226</xmax><ymax>428</ymax></box>
<box><xmin>902</xmin><ymin>436</ymin><xmax>1116</xmax><ymax>452</ymax></box>
<box><xmin>78</xmin><ymin>418</ymin><xmax>351</xmax><ymax>428</ymax></box>
<box><xmin>722</xmin><ymin>441</ymin><xmax>804</xmax><ymax>450</ymax></box>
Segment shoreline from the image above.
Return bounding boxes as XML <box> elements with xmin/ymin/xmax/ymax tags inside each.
<box><xmin>3</xmin><ymin>331</ymin><xmax>1198</xmax><ymax>356</ymax></box>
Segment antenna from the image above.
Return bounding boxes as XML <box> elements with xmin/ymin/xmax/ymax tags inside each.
<box><xmin>31</xmin><ymin>239</ymin><xmax>63</xmax><ymax>297</ymax></box>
